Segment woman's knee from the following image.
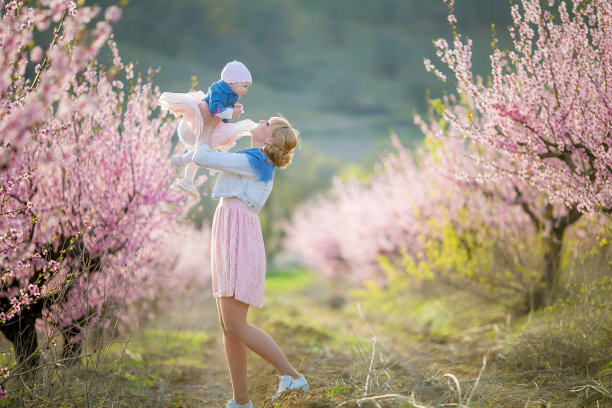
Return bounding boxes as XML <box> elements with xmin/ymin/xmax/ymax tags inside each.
<box><xmin>223</xmin><ymin>319</ymin><xmax>247</xmax><ymax>338</ymax></box>
<box><xmin>219</xmin><ymin>297</ymin><xmax>250</xmax><ymax>338</ymax></box>
<box><xmin>218</xmin><ymin>316</ymin><xmax>229</xmax><ymax>335</ymax></box>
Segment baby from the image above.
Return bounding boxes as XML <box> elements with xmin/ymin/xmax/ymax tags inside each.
<box><xmin>159</xmin><ymin>61</ymin><xmax>256</xmax><ymax>197</ymax></box>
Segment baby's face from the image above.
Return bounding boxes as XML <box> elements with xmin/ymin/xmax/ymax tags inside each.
<box><xmin>229</xmin><ymin>81</ymin><xmax>251</xmax><ymax>97</ymax></box>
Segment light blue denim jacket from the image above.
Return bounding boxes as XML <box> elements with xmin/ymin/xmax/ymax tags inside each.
<box><xmin>202</xmin><ymin>80</ymin><xmax>239</xmax><ymax>123</ymax></box>
<box><xmin>192</xmin><ymin>145</ymin><xmax>274</xmax><ymax>213</ymax></box>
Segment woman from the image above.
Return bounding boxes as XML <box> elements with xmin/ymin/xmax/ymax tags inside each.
<box><xmin>184</xmin><ymin>116</ymin><xmax>308</xmax><ymax>408</ymax></box>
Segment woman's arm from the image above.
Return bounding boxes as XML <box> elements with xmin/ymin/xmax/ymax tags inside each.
<box><xmin>192</xmin><ymin>144</ymin><xmax>257</xmax><ymax>178</ymax></box>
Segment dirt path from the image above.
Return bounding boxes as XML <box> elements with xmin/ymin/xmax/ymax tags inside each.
<box><xmin>142</xmin><ymin>271</ymin><xmax>370</xmax><ymax>408</ymax></box>
<box><xmin>123</xmin><ymin>270</ymin><xmax>610</xmax><ymax>408</ymax></box>
<box><xmin>159</xmin><ymin>296</ymin><xmax>235</xmax><ymax>407</ymax></box>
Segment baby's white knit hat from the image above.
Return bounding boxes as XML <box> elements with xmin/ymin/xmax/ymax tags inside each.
<box><xmin>221</xmin><ymin>61</ymin><xmax>252</xmax><ymax>84</ymax></box>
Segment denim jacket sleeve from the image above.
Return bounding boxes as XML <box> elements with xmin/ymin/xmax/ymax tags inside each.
<box><xmin>207</xmin><ymin>82</ymin><xmax>229</xmax><ymax>116</ymax></box>
<box><xmin>215</xmin><ymin>107</ymin><xmax>234</xmax><ymax>119</ymax></box>
<box><xmin>192</xmin><ymin>144</ymin><xmax>258</xmax><ymax>179</ymax></box>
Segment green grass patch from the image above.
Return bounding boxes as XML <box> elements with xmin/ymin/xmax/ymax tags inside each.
<box><xmin>326</xmin><ymin>379</ymin><xmax>350</xmax><ymax>398</ymax></box>
<box><xmin>599</xmin><ymin>361</ymin><xmax>612</xmax><ymax>376</ymax></box>
<box><xmin>265</xmin><ymin>266</ymin><xmax>318</xmax><ymax>294</ymax></box>
<box><xmin>352</xmin><ymin>281</ymin><xmax>508</xmax><ymax>341</ymax></box>
<box><xmin>102</xmin><ymin>329</ymin><xmax>211</xmax><ymax>373</ymax></box>
<box><xmin>126</xmin><ymin>329</ymin><xmax>210</xmax><ymax>356</ymax></box>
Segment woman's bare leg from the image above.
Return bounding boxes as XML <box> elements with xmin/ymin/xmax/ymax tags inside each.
<box><xmin>219</xmin><ymin>297</ymin><xmax>301</xmax><ymax>379</ymax></box>
<box><xmin>216</xmin><ymin>298</ymin><xmax>250</xmax><ymax>405</ymax></box>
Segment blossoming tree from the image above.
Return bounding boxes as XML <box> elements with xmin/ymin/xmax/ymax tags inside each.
<box><xmin>1</xmin><ymin>0</ymin><xmax>119</xmax><ymax>373</ymax></box>
<box><xmin>1</xmin><ymin>1</ymin><xmax>209</xmax><ymax>379</ymax></box>
<box><xmin>421</xmin><ymin>0</ymin><xmax>611</xmax><ymax>306</ymax></box>
<box><xmin>285</xmin><ymin>135</ymin><xmax>534</xmax><ymax>289</ymax></box>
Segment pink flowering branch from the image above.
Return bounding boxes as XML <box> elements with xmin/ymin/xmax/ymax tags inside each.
<box><xmin>1</xmin><ymin>0</ymin><xmax>113</xmax><ymax>171</ymax></box>
<box><xmin>424</xmin><ymin>0</ymin><xmax>612</xmax><ymax>213</ymax></box>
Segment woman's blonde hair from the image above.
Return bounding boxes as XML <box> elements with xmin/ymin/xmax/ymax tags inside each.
<box><xmin>262</xmin><ymin>116</ymin><xmax>300</xmax><ymax>169</ymax></box>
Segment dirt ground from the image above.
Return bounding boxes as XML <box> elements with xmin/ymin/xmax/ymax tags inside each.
<box><xmin>128</xmin><ymin>270</ymin><xmax>612</xmax><ymax>408</ymax></box>
<box><xmin>145</xmin><ymin>275</ymin><xmax>373</xmax><ymax>407</ymax></box>
<box><xmin>0</xmin><ymin>269</ymin><xmax>610</xmax><ymax>407</ymax></box>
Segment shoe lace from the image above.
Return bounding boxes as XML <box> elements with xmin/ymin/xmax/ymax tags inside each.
<box><xmin>276</xmin><ymin>376</ymin><xmax>292</xmax><ymax>392</ymax></box>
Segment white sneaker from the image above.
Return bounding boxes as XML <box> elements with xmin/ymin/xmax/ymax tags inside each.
<box><xmin>176</xmin><ymin>178</ymin><xmax>198</xmax><ymax>198</ymax></box>
<box><xmin>171</xmin><ymin>155</ymin><xmax>186</xmax><ymax>179</ymax></box>
<box><xmin>226</xmin><ymin>399</ymin><xmax>253</xmax><ymax>408</ymax></box>
<box><xmin>272</xmin><ymin>374</ymin><xmax>310</xmax><ymax>400</ymax></box>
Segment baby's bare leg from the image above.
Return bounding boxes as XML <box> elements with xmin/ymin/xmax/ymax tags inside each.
<box><xmin>183</xmin><ymin>163</ymin><xmax>198</xmax><ymax>183</ymax></box>
<box><xmin>194</xmin><ymin>101</ymin><xmax>216</xmax><ymax>148</ymax></box>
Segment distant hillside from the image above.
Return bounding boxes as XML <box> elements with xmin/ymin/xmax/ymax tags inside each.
<box><xmin>95</xmin><ymin>0</ymin><xmax>512</xmax><ymax>146</ymax></box>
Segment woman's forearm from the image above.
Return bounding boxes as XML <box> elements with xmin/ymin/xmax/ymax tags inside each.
<box><xmin>192</xmin><ymin>145</ymin><xmax>256</xmax><ymax>178</ymax></box>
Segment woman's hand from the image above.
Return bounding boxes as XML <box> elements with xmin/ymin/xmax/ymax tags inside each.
<box><xmin>198</xmin><ymin>101</ymin><xmax>210</xmax><ymax>117</ymax></box>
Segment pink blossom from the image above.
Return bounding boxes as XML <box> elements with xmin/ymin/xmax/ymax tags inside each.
<box><xmin>104</xmin><ymin>6</ymin><xmax>122</xmax><ymax>22</ymax></box>
<box><xmin>424</xmin><ymin>0</ymin><xmax>612</xmax><ymax>212</ymax></box>
<box><xmin>30</xmin><ymin>45</ymin><xmax>44</xmax><ymax>62</ymax></box>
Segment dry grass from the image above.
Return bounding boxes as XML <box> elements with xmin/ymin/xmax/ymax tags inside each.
<box><xmin>1</xmin><ymin>266</ymin><xmax>611</xmax><ymax>407</ymax></box>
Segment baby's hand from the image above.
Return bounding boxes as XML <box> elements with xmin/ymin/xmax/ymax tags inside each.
<box><xmin>232</xmin><ymin>105</ymin><xmax>243</xmax><ymax>119</ymax></box>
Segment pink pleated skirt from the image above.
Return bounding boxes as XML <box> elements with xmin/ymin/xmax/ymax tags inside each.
<box><xmin>211</xmin><ymin>197</ymin><xmax>266</xmax><ymax>307</ymax></box>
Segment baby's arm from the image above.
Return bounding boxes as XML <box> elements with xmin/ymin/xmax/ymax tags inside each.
<box><xmin>207</xmin><ymin>90</ymin><xmax>230</xmax><ymax>116</ymax></box>
<box><xmin>209</xmin><ymin>103</ymin><xmax>243</xmax><ymax>120</ymax></box>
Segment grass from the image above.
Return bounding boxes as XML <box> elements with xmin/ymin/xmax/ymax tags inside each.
<box><xmin>119</xmin><ymin>330</ymin><xmax>211</xmax><ymax>359</ymax></box>
<box><xmin>103</xmin><ymin>329</ymin><xmax>212</xmax><ymax>374</ymax></box>
<box><xmin>265</xmin><ymin>266</ymin><xmax>318</xmax><ymax>294</ymax></box>
<box><xmin>1</xmin><ymin>266</ymin><xmax>611</xmax><ymax>407</ymax></box>
<box><xmin>325</xmin><ymin>380</ymin><xmax>349</xmax><ymax>398</ymax></box>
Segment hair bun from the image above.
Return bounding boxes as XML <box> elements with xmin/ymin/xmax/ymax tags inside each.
<box><xmin>263</xmin><ymin>117</ymin><xmax>299</xmax><ymax>169</ymax></box>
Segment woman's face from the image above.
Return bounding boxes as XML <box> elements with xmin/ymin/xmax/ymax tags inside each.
<box><xmin>251</xmin><ymin>119</ymin><xmax>273</xmax><ymax>145</ymax></box>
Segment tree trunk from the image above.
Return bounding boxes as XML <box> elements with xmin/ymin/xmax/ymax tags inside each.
<box><xmin>532</xmin><ymin>229</ymin><xmax>564</xmax><ymax>309</ymax></box>
<box><xmin>61</xmin><ymin>322</ymin><xmax>84</xmax><ymax>366</ymax></box>
<box><xmin>0</xmin><ymin>312</ymin><xmax>41</xmax><ymax>374</ymax></box>
<box><xmin>522</xmin><ymin>204</ymin><xmax>582</xmax><ymax>311</ymax></box>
